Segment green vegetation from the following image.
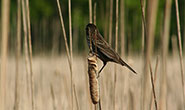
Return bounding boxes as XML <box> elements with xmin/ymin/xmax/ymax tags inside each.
<box><xmin>6</xmin><ymin>0</ymin><xmax>185</xmax><ymax>55</ymax></box>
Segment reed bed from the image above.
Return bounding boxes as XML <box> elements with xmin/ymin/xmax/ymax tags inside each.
<box><xmin>1</xmin><ymin>0</ymin><xmax>185</xmax><ymax>110</ymax></box>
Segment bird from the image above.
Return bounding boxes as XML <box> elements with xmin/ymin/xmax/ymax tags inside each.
<box><xmin>86</xmin><ymin>23</ymin><xmax>137</xmax><ymax>77</ymax></box>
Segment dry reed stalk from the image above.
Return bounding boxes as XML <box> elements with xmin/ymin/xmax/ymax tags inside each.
<box><xmin>14</xmin><ymin>0</ymin><xmax>21</xmax><ymax>109</ymax></box>
<box><xmin>22</xmin><ymin>0</ymin><xmax>32</xmax><ymax>108</ymax></box>
<box><xmin>50</xmin><ymin>84</ymin><xmax>56</xmax><ymax>110</ymax></box>
<box><xmin>139</xmin><ymin>1</ymin><xmax>147</xmax><ymax>108</ymax></box>
<box><xmin>150</xmin><ymin>57</ymin><xmax>159</xmax><ymax>110</ymax></box>
<box><xmin>68</xmin><ymin>0</ymin><xmax>74</xmax><ymax>109</ymax></box>
<box><xmin>140</xmin><ymin>0</ymin><xmax>146</xmax><ymax>54</ymax></box>
<box><xmin>88</xmin><ymin>54</ymin><xmax>99</xmax><ymax>104</ymax></box>
<box><xmin>142</xmin><ymin>0</ymin><xmax>159</xmax><ymax>109</ymax></box>
<box><xmin>108</xmin><ymin>0</ymin><xmax>113</xmax><ymax>45</ymax></box>
<box><xmin>56</xmin><ymin>1</ymin><xmax>73</xmax><ymax>109</ymax></box>
<box><xmin>93</xmin><ymin>3</ymin><xmax>97</xmax><ymax>25</ymax></box>
<box><xmin>89</xmin><ymin>0</ymin><xmax>92</xmax><ymax>23</ymax></box>
<box><xmin>149</xmin><ymin>61</ymin><xmax>158</xmax><ymax>110</ymax></box>
<box><xmin>174</xmin><ymin>0</ymin><xmax>185</xmax><ymax>108</ymax></box>
<box><xmin>0</xmin><ymin>0</ymin><xmax>10</xmax><ymax>109</ymax></box>
<box><xmin>25</xmin><ymin>0</ymin><xmax>35</xmax><ymax>109</ymax></box>
<box><xmin>56</xmin><ymin>0</ymin><xmax>71</xmax><ymax>67</ymax></box>
<box><xmin>73</xmin><ymin>84</ymin><xmax>80</xmax><ymax>110</ymax></box>
<box><xmin>104</xmin><ymin>1</ymin><xmax>109</xmax><ymax>41</ymax></box>
<box><xmin>113</xmin><ymin>0</ymin><xmax>119</xmax><ymax>109</ymax></box>
<box><xmin>160</xmin><ymin>0</ymin><xmax>172</xmax><ymax>109</ymax></box>
<box><xmin>120</xmin><ymin>0</ymin><xmax>125</xmax><ymax>56</ymax></box>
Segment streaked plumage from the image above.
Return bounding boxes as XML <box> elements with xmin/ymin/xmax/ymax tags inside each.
<box><xmin>86</xmin><ymin>23</ymin><xmax>137</xmax><ymax>76</ymax></box>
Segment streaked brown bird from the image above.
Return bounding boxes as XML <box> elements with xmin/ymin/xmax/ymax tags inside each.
<box><xmin>86</xmin><ymin>23</ymin><xmax>137</xmax><ymax>77</ymax></box>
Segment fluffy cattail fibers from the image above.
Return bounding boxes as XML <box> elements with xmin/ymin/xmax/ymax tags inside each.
<box><xmin>87</xmin><ymin>53</ymin><xmax>99</xmax><ymax>104</ymax></box>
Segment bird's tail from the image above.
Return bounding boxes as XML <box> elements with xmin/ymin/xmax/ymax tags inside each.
<box><xmin>119</xmin><ymin>58</ymin><xmax>137</xmax><ymax>74</ymax></box>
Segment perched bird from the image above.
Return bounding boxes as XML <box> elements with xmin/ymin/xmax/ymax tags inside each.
<box><xmin>86</xmin><ymin>23</ymin><xmax>137</xmax><ymax>77</ymax></box>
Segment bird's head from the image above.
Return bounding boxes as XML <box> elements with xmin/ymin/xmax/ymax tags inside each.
<box><xmin>86</xmin><ymin>23</ymin><xmax>97</xmax><ymax>37</ymax></box>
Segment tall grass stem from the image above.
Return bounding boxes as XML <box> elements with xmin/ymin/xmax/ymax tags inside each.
<box><xmin>174</xmin><ymin>0</ymin><xmax>185</xmax><ymax>108</ymax></box>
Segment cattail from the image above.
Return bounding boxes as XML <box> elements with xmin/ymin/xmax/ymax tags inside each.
<box><xmin>88</xmin><ymin>54</ymin><xmax>99</xmax><ymax>104</ymax></box>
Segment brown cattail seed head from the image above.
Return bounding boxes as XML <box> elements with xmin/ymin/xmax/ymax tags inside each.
<box><xmin>88</xmin><ymin>54</ymin><xmax>99</xmax><ymax>104</ymax></box>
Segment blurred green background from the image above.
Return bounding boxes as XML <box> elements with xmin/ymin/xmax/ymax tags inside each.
<box><xmin>2</xmin><ymin>0</ymin><xmax>185</xmax><ymax>55</ymax></box>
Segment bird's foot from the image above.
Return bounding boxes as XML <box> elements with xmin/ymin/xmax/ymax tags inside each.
<box><xmin>96</xmin><ymin>72</ymin><xmax>100</xmax><ymax>78</ymax></box>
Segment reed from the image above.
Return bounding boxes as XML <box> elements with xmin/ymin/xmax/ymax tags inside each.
<box><xmin>160</xmin><ymin>0</ymin><xmax>172</xmax><ymax>109</ymax></box>
<box><xmin>14</xmin><ymin>0</ymin><xmax>21</xmax><ymax>109</ymax></box>
<box><xmin>73</xmin><ymin>84</ymin><xmax>80</xmax><ymax>110</ymax></box>
<box><xmin>174</xmin><ymin>0</ymin><xmax>185</xmax><ymax>108</ymax></box>
<box><xmin>142</xmin><ymin>0</ymin><xmax>159</xmax><ymax>109</ymax></box>
<box><xmin>140</xmin><ymin>0</ymin><xmax>146</xmax><ymax>54</ymax></box>
<box><xmin>150</xmin><ymin>56</ymin><xmax>159</xmax><ymax>110</ymax></box>
<box><xmin>89</xmin><ymin>0</ymin><xmax>92</xmax><ymax>23</ymax></box>
<box><xmin>120</xmin><ymin>0</ymin><xmax>125</xmax><ymax>56</ymax></box>
<box><xmin>93</xmin><ymin>3</ymin><xmax>97</xmax><ymax>25</ymax></box>
<box><xmin>108</xmin><ymin>0</ymin><xmax>113</xmax><ymax>45</ymax></box>
<box><xmin>113</xmin><ymin>0</ymin><xmax>119</xmax><ymax>109</ymax></box>
<box><xmin>25</xmin><ymin>0</ymin><xmax>35</xmax><ymax>109</ymax></box>
<box><xmin>149</xmin><ymin>61</ymin><xmax>158</xmax><ymax>110</ymax></box>
<box><xmin>56</xmin><ymin>0</ymin><xmax>73</xmax><ymax>109</ymax></box>
<box><xmin>22</xmin><ymin>0</ymin><xmax>31</xmax><ymax>108</ymax></box>
<box><xmin>0</xmin><ymin>0</ymin><xmax>10</xmax><ymax>109</ymax></box>
<box><xmin>68</xmin><ymin>0</ymin><xmax>74</xmax><ymax>108</ymax></box>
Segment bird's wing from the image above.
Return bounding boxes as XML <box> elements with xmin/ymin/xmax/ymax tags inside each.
<box><xmin>93</xmin><ymin>33</ymin><xmax>120</xmax><ymax>62</ymax></box>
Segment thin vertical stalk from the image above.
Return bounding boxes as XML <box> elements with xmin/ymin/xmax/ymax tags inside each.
<box><xmin>149</xmin><ymin>61</ymin><xmax>158</xmax><ymax>110</ymax></box>
<box><xmin>89</xmin><ymin>0</ymin><xmax>92</xmax><ymax>23</ymax></box>
<box><xmin>174</xmin><ymin>0</ymin><xmax>185</xmax><ymax>108</ymax></box>
<box><xmin>120</xmin><ymin>0</ymin><xmax>125</xmax><ymax>56</ymax></box>
<box><xmin>150</xmin><ymin>56</ymin><xmax>159</xmax><ymax>110</ymax></box>
<box><xmin>25</xmin><ymin>0</ymin><xmax>35</xmax><ymax>109</ymax></box>
<box><xmin>104</xmin><ymin>1</ymin><xmax>109</xmax><ymax>41</ymax></box>
<box><xmin>140</xmin><ymin>0</ymin><xmax>146</xmax><ymax>54</ymax></box>
<box><xmin>14</xmin><ymin>0</ymin><xmax>21</xmax><ymax>109</ymax></box>
<box><xmin>0</xmin><ymin>0</ymin><xmax>10</xmax><ymax>109</ymax></box>
<box><xmin>56</xmin><ymin>0</ymin><xmax>73</xmax><ymax>109</ymax></box>
<box><xmin>56</xmin><ymin>0</ymin><xmax>71</xmax><ymax>66</ymax></box>
<box><xmin>139</xmin><ymin>0</ymin><xmax>147</xmax><ymax>109</ymax></box>
<box><xmin>93</xmin><ymin>3</ymin><xmax>97</xmax><ymax>25</ymax></box>
<box><xmin>68</xmin><ymin>0</ymin><xmax>74</xmax><ymax>109</ymax></box>
<box><xmin>160</xmin><ymin>0</ymin><xmax>172</xmax><ymax>109</ymax></box>
<box><xmin>109</xmin><ymin>0</ymin><xmax>113</xmax><ymax>45</ymax></box>
<box><xmin>22</xmin><ymin>0</ymin><xmax>30</xmax><ymax>101</ymax></box>
<box><xmin>141</xmin><ymin>0</ymin><xmax>159</xmax><ymax>109</ymax></box>
<box><xmin>114</xmin><ymin>0</ymin><xmax>119</xmax><ymax>109</ymax></box>
<box><xmin>73</xmin><ymin>84</ymin><xmax>79</xmax><ymax>110</ymax></box>
<box><xmin>22</xmin><ymin>0</ymin><xmax>31</xmax><ymax>108</ymax></box>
